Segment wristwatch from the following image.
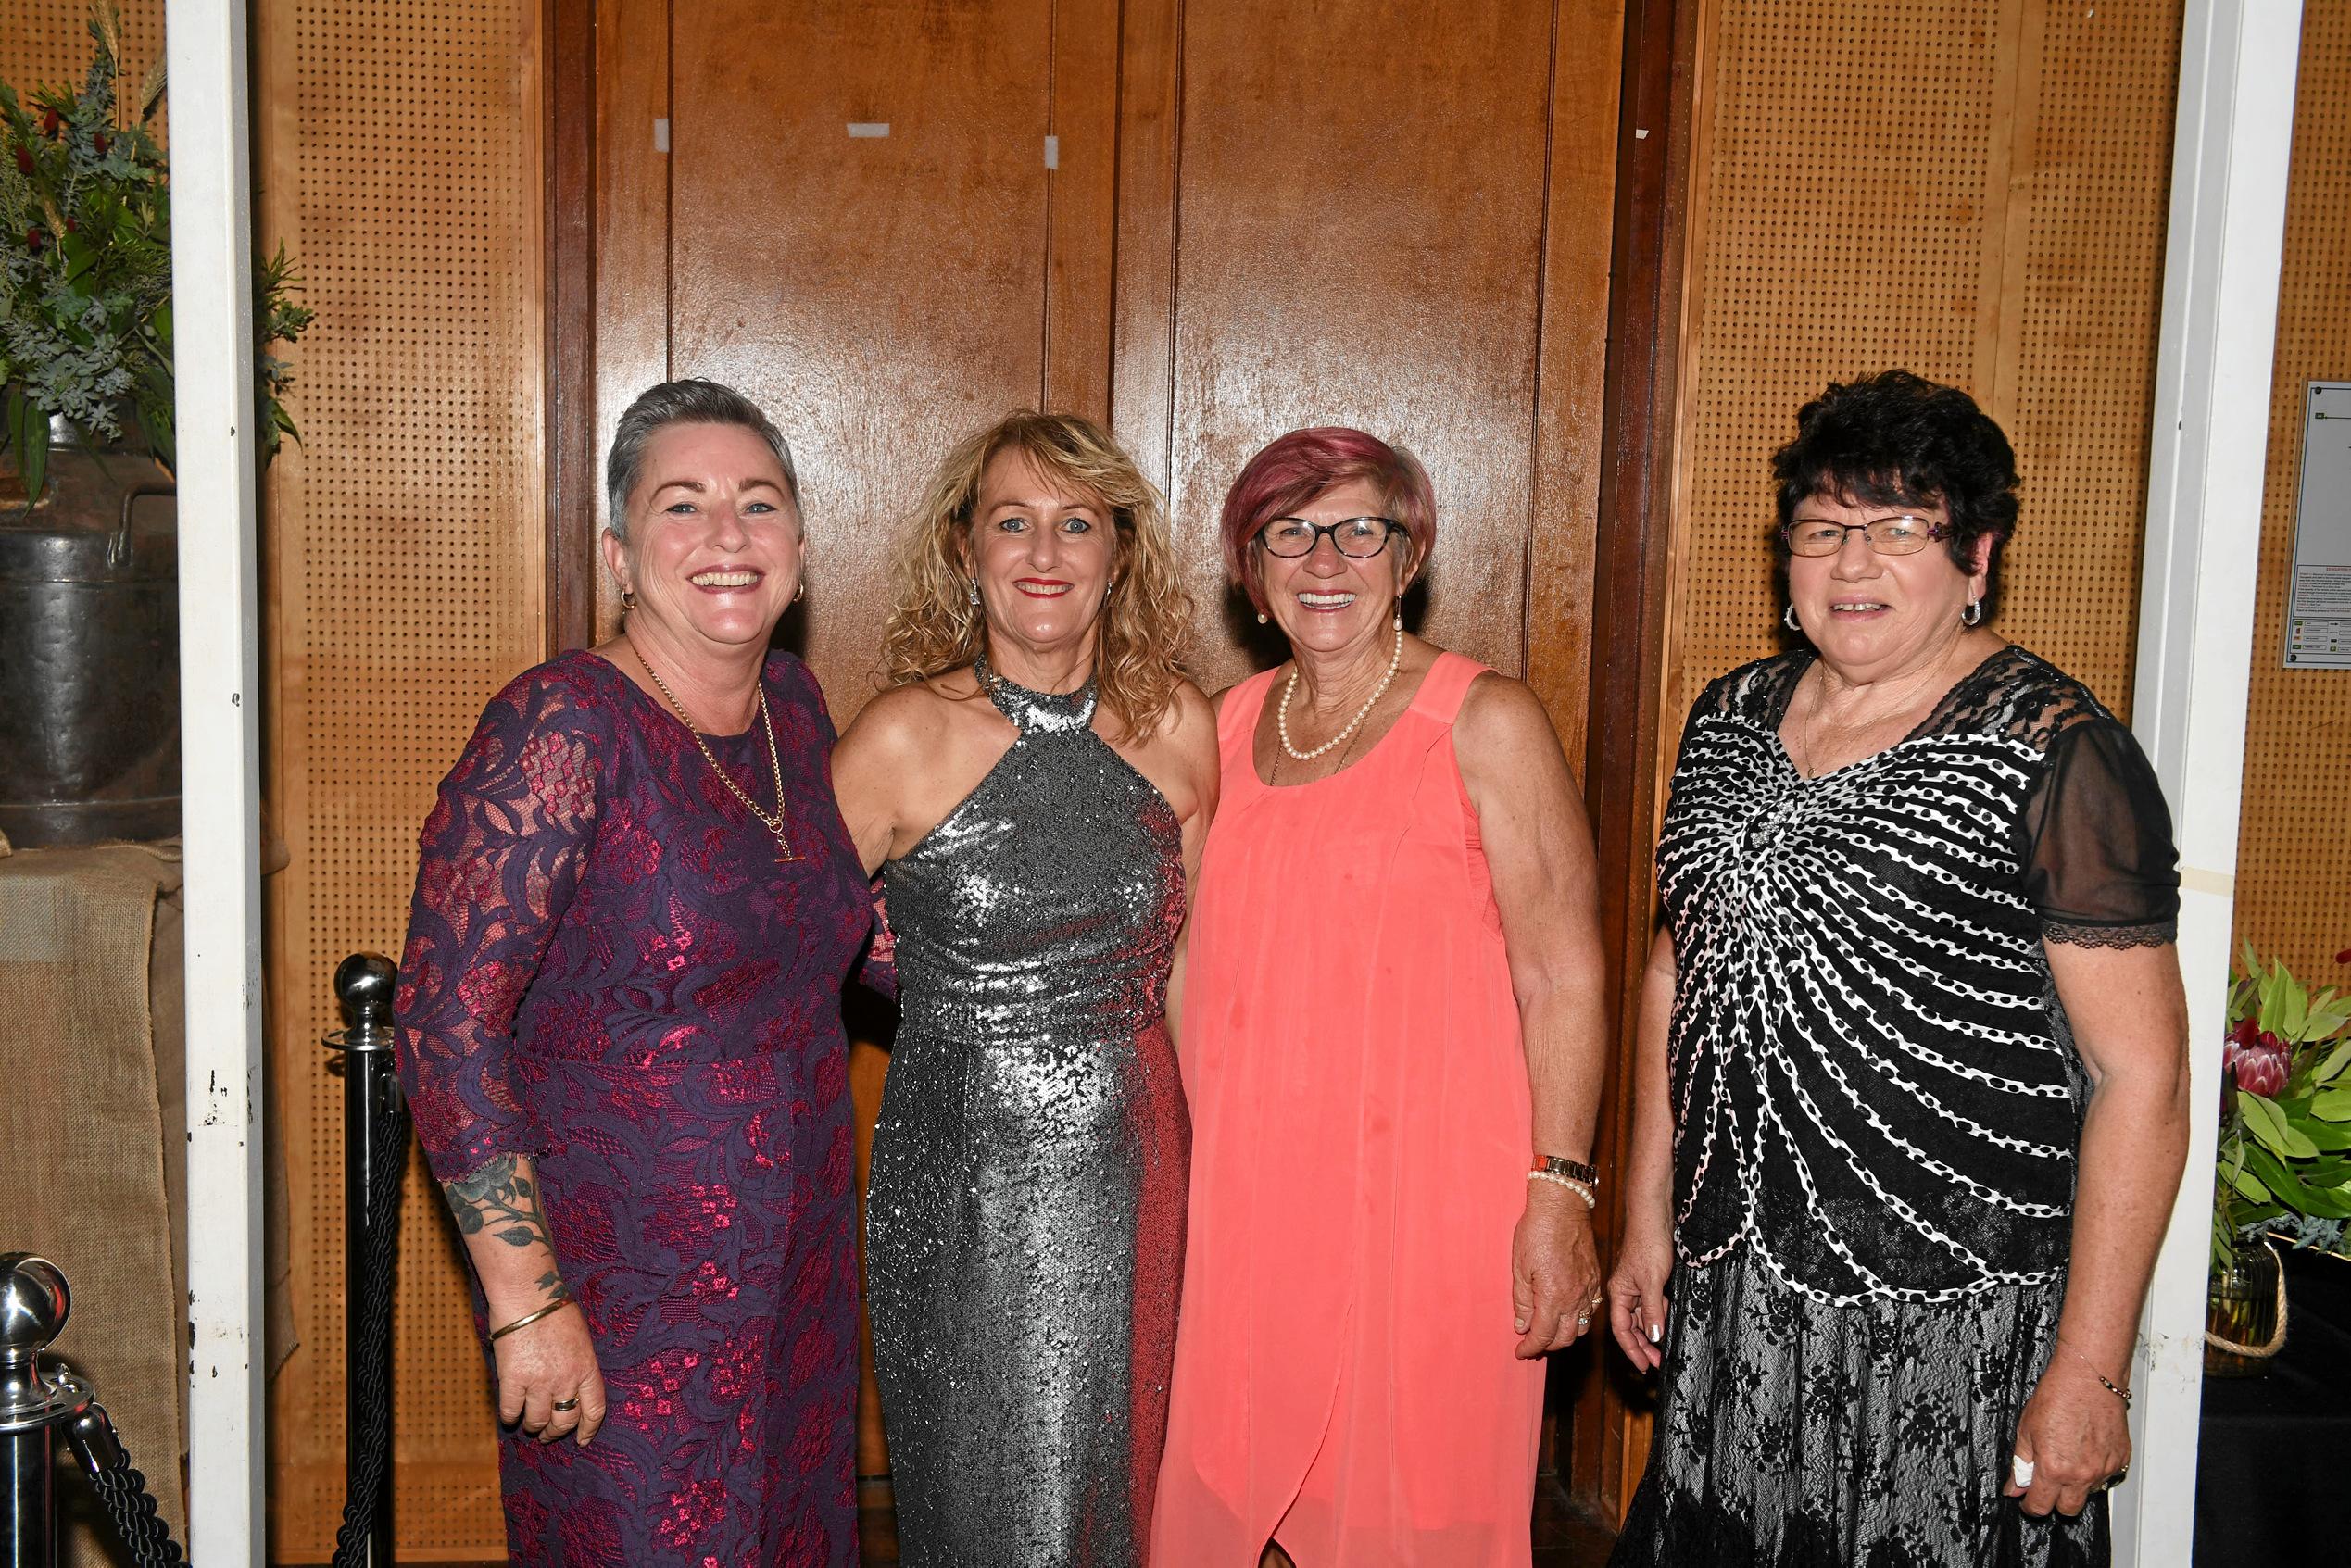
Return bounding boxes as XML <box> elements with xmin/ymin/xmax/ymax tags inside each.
<box><xmin>1535</xmin><ymin>1154</ymin><xmax>1599</xmax><ymax>1185</ymax></box>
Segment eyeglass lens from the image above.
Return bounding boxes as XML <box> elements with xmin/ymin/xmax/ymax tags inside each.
<box><xmin>1258</xmin><ymin>517</ymin><xmax>1397</xmax><ymax>558</ymax></box>
<box><xmin>1784</xmin><ymin>516</ymin><xmax>1941</xmax><ymax>556</ymax></box>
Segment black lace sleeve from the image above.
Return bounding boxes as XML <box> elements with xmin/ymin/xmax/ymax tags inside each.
<box><xmin>2018</xmin><ymin>718</ymin><xmax>2180</xmax><ymax>947</ymax></box>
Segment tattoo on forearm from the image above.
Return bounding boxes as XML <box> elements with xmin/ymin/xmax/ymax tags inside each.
<box><xmin>443</xmin><ymin>1153</ymin><xmax>571</xmax><ymax>1303</ymax></box>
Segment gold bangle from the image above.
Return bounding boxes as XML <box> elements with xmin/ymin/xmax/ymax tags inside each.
<box><xmin>489</xmin><ymin>1297</ymin><xmax>577</xmax><ymax>1342</ymax></box>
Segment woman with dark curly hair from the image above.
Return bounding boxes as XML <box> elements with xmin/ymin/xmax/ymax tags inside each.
<box><xmin>1605</xmin><ymin>370</ymin><xmax>2189</xmax><ymax>1568</ymax></box>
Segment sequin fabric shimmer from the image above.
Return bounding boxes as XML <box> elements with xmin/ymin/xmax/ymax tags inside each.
<box><xmin>868</xmin><ymin>657</ymin><xmax>1190</xmax><ymax>1568</ymax></box>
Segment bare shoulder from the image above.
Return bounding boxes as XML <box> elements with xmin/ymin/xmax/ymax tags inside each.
<box><xmin>1455</xmin><ymin>669</ymin><xmax>1565</xmax><ymax>759</ymax></box>
<box><xmin>836</xmin><ymin>677</ymin><xmax>968</xmax><ymax>768</ymax></box>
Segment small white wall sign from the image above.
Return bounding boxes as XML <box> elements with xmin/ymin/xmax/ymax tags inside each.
<box><xmin>2287</xmin><ymin>381</ymin><xmax>2351</xmax><ymax>668</ymax></box>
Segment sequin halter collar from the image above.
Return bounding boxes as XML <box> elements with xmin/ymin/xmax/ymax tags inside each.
<box><xmin>976</xmin><ymin>652</ymin><xmax>1099</xmax><ymax>734</ymax></box>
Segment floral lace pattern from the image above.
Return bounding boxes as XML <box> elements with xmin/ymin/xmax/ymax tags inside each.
<box><xmin>1610</xmin><ymin>1252</ymin><xmax>2106</xmax><ymax>1568</ymax></box>
<box><xmin>395</xmin><ymin>649</ymin><xmax>874</xmax><ymax>1566</ymax></box>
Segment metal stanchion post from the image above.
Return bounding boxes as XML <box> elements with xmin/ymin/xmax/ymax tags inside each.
<box><xmin>0</xmin><ymin>1256</ymin><xmax>90</xmax><ymax>1568</ymax></box>
<box><xmin>325</xmin><ymin>954</ymin><xmax>398</xmax><ymax>1567</ymax></box>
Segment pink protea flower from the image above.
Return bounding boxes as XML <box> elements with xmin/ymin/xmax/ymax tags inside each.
<box><xmin>2223</xmin><ymin>1016</ymin><xmax>2259</xmax><ymax>1077</ymax></box>
<box><xmin>2237</xmin><ymin>1032</ymin><xmax>2291</xmax><ymax>1099</ymax></box>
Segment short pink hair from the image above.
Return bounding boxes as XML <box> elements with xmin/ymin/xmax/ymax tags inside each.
<box><xmin>1219</xmin><ymin>427</ymin><xmax>1438</xmax><ymax>614</ymax></box>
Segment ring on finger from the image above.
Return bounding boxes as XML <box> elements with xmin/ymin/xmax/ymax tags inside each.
<box><xmin>552</xmin><ymin>1397</ymin><xmax>580</xmax><ymax>1412</ymax></box>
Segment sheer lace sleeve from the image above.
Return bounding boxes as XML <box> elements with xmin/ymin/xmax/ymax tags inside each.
<box><xmin>2018</xmin><ymin>717</ymin><xmax>2180</xmax><ymax>947</ymax></box>
<box><xmin>394</xmin><ymin>666</ymin><xmax>606</xmax><ymax>1180</ymax></box>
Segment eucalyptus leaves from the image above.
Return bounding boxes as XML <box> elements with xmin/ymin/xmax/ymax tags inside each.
<box><xmin>2212</xmin><ymin>946</ymin><xmax>2351</xmax><ymax>1272</ymax></box>
<box><xmin>0</xmin><ymin>3</ymin><xmax>311</xmax><ymax>502</ymax></box>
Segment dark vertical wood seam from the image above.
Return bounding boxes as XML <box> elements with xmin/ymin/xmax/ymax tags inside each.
<box><xmin>1040</xmin><ymin>0</ymin><xmax>1059</xmax><ymax>410</ymax></box>
<box><xmin>1523</xmin><ymin>0</ymin><xmax>1568</xmax><ymax>677</ymax></box>
<box><xmin>545</xmin><ymin>0</ymin><xmax>598</xmax><ymax>655</ymax></box>
<box><xmin>1570</xmin><ymin>0</ymin><xmax>1699</xmax><ymax>1520</ymax></box>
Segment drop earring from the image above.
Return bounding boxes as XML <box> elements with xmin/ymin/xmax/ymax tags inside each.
<box><xmin>1392</xmin><ymin>599</ymin><xmax>1403</xmax><ymax>632</ymax></box>
<box><xmin>1783</xmin><ymin>604</ymin><xmax>1800</xmax><ymax>632</ymax></box>
<box><xmin>968</xmin><ymin>582</ymin><xmax>981</xmax><ymax>607</ymax></box>
<box><xmin>1962</xmin><ymin>597</ymin><xmax>1983</xmax><ymax>627</ymax></box>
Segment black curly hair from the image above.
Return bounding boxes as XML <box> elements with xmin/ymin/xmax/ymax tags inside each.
<box><xmin>1770</xmin><ymin>370</ymin><xmax>2019</xmax><ymax>614</ymax></box>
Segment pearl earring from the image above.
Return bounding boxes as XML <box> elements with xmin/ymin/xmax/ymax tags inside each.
<box><xmin>1392</xmin><ymin>600</ymin><xmax>1402</xmax><ymax>632</ymax></box>
<box><xmin>1256</xmin><ymin>611</ymin><xmax>1269</xmax><ymax>625</ymax></box>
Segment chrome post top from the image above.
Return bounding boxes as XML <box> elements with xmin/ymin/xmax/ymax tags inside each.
<box><xmin>327</xmin><ymin>951</ymin><xmax>397</xmax><ymax>1056</ymax></box>
<box><xmin>0</xmin><ymin>1253</ymin><xmax>94</xmax><ymax>1433</ymax></box>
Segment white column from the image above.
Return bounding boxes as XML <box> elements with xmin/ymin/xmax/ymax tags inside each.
<box><xmin>2121</xmin><ymin>3</ymin><xmax>2304</xmax><ymax>1563</ymax></box>
<box><xmin>164</xmin><ymin>0</ymin><xmax>265</xmax><ymax>1562</ymax></box>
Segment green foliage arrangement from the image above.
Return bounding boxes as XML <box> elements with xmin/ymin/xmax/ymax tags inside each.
<box><xmin>0</xmin><ymin>3</ymin><xmax>312</xmax><ymax>503</ymax></box>
<box><xmin>2211</xmin><ymin>944</ymin><xmax>2351</xmax><ymax>1273</ymax></box>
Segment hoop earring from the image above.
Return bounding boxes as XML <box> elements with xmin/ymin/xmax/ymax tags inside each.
<box><xmin>1783</xmin><ymin>604</ymin><xmax>1800</xmax><ymax>632</ymax></box>
<box><xmin>1963</xmin><ymin>597</ymin><xmax>1983</xmax><ymax>627</ymax></box>
<box><xmin>620</xmin><ymin>588</ymin><xmax>637</xmax><ymax>612</ymax></box>
<box><xmin>794</xmin><ymin>580</ymin><xmax>806</xmax><ymax>605</ymax></box>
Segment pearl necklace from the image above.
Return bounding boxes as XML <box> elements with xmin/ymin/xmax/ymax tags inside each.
<box><xmin>1278</xmin><ymin>621</ymin><xmax>1404</xmax><ymax>761</ymax></box>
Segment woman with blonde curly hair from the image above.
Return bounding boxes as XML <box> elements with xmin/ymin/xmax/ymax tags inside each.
<box><xmin>833</xmin><ymin>410</ymin><xmax>1217</xmax><ymax>1568</ymax></box>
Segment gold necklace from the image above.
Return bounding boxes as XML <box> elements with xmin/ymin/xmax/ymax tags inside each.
<box><xmin>633</xmin><ymin>646</ymin><xmax>801</xmax><ymax>862</ymax></box>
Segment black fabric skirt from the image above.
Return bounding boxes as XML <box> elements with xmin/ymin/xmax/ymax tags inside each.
<box><xmin>1608</xmin><ymin>1249</ymin><xmax>2107</xmax><ymax>1568</ymax></box>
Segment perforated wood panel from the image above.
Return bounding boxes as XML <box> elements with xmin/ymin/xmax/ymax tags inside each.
<box><xmin>0</xmin><ymin>1</ymin><xmax>165</xmax><ymax>143</ymax></box>
<box><xmin>1668</xmin><ymin>0</ymin><xmax>2180</xmax><ymax>744</ymax></box>
<box><xmin>2236</xmin><ymin>4</ymin><xmax>2351</xmax><ymax>984</ymax></box>
<box><xmin>256</xmin><ymin>1</ymin><xmax>544</xmax><ymax>1559</ymax></box>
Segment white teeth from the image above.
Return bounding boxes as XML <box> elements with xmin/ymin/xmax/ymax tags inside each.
<box><xmin>691</xmin><ymin>571</ymin><xmax>757</xmax><ymax>588</ymax></box>
<box><xmin>1299</xmin><ymin>592</ymin><xmax>1355</xmax><ymax>607</ymax></box>
<box><xmin>1019</xmin><ymin>583</ymin><xmax>1071</xmax><ymax>596</ymax></box>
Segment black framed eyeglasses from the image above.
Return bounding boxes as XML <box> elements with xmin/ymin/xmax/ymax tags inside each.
<box><xmin>1256</xmin><ymin>516</ymin><xmax>1400</xmax><ymax>558</ymax></box>
<box><xmin>1781</xmin><ymin>514</ymin><xmax>1951</xmax><ymax>557</ymax></box>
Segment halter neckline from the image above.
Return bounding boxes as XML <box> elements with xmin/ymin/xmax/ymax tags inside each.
<box><xmin>976</xmin><ymin>652</ymin><xmax>1099</xmax><ymax>734</ymax></box>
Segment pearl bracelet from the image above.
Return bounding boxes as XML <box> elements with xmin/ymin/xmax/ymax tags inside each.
<box><xmin>1527</xmin><ymin>1169</ymin><xmax>1596</xmax><ymax>1209</ymax></box>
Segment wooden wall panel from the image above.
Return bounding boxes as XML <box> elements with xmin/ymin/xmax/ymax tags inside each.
<box><xmin>0</xmin><ymin>1</ymin><xmax>164</xmax><ymax>142</ymax></box>
<box><xmin>257</xmin><ymin>1</ymin><xmax>546</xmax><ymax>1559</ymax></box>
<box><xmin>1666</xmin><ymin>0</ymin><xmax>2181</xmax><ymax>754</ymax></box>
<box><xmin>665</xmin><ymin>0</ymin><xmax>1066</xmax><ymax>726</ymax></box>
<box><xmin>1147</xmin><ymin>0</ymin><xmax>1566</xmax><ymax>694</ymax></box>
<box><xmin>2236</xmin><ymin>4</ymin><xmax>2351</xmax><ymax>985</ymax></box>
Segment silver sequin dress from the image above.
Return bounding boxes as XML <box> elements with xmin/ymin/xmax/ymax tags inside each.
<box><xmin>867</xmin><ymin>657</ymin><xmax>1190</xmax><ymax>1568</ymax></box>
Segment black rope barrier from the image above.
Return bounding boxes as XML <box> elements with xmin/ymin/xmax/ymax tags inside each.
<box><xmin>2</xmin><ymin>952</ymin><xmax>409</xmax><ymax>1568</ymax></box>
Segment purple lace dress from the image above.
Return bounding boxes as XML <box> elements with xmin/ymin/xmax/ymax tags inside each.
<box><xmin>395</xmin><ymin>648</ymin><xmax>874</xmax><ymax>1567</ymax></box>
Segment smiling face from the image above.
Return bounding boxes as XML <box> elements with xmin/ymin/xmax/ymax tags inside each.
<box><xmin>1785</xmin><ymin>489</ymin><xmax>1988</xmax><ymax>683</ymax></box>
<box><xmin>1257</xmin><ymin>477</ymin><xmax>1413</xmax><ymax>660</ymax></box>
<box><xmin>603</xmin><ymin>421</ymin><xmax>804</xmax><ymax>655</ymax></box>
<box><xmin>963</xmin><ymin>447</ymin><xmax>1117</xmax><ymax>663</ymax></box>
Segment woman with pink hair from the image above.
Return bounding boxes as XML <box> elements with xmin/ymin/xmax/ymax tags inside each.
<box><xmin>1153</xmin><ymin>428</ymin><xmax>1612</xmax><ymax>1565</ymax></box>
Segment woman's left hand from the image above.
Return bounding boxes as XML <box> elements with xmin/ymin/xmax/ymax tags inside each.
<box><xmin>1511</xmin><ymin>1183</ymin><xmax>1603</xmax><ymax>1358</ymax></box>
<box><xmin>2005</xmin><ymin>1357</ymin><xmax>2131</xmax><ymax>1516</ymax></box>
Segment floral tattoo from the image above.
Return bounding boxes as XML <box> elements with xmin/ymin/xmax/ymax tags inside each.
<box><xmin>443</xmin><ymin>1154</ymin><xmax>570</xmax><ymax>1303</ymax></box>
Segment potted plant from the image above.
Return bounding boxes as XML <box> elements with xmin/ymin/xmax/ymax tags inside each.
<box><xmin>2206</xmin><ymin>945</ymin><xmax>2351</xmax><ymax>1375</ymax></box>
<box><xmin>1</xmin><ymin>1</ymin><xmax>312</xmax><ymax>499</ymax></box>
<box><xmin>0</xmin><ymin>2</ymin><xmax>312</xmax><ymax>848</ymax></box>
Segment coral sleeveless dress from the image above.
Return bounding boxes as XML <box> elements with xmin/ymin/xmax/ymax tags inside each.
<box><xmin>1153</xmin><ymin>652</ymin><xmax>1544</xmax><ymax>1567</ymax></box>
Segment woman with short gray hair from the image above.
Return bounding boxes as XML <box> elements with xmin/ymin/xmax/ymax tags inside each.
<box><xmin>396</xmin><ymin>378</ymin><xmax>874</xmax><ymax>1565</ymax></box>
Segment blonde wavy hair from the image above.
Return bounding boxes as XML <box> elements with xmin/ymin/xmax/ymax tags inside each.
<box><xmin>880</xmin><ymin>411</ymin><xmax>1193</xmax><ymax>740</ymax></box>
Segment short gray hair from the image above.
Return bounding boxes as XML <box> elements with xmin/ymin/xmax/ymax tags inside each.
<box><xmin>604</xmin><ymin>379</ymin><xmax>800</xmax><ymax>540</ymax></box>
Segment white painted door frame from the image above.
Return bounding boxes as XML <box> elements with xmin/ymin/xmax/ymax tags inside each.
<box><xmin>2120</xmin><ymin>3</ymin><xmax>2305</xmax><ymax>1564</ymax></box>
<box><xmin>166</xmin><ymin>0</ymin><xmax>266</xmax><ymax>1562</ymax></box>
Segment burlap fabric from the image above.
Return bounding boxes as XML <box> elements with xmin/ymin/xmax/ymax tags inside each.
<box><xmin>0</xmin><ymin>841</ymin><xmax>189</xmax><ymax>1564</ymax></box>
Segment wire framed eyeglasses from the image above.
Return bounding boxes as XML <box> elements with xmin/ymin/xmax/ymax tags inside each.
<box><xmin>1781</xmin><ymin>514</ymin><xmax>1952</xmax><ymax>557</ymax></box>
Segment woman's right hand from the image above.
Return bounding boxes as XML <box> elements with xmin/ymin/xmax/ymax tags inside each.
<box><xmin>1606</xmin><ymin>1220</ymin><xmax>1674</xmax><ymax>1372</ymax></box>
<box><xmin>492</xmin><ymin>1301</ymin><xmax>609</xmax><ymax>1446</ymax></box>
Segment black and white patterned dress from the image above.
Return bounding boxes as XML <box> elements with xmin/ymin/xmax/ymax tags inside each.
<box><xmin>1610</xmin><ymin>646</ymin><xmax>2178</xmax><ymax>1568</ymax></box>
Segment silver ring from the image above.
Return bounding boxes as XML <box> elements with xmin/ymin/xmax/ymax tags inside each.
<box><xmin>551</xmin><ymin>1397</ymin><xmax>580</xmax><ymax>1412</ymax></box>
